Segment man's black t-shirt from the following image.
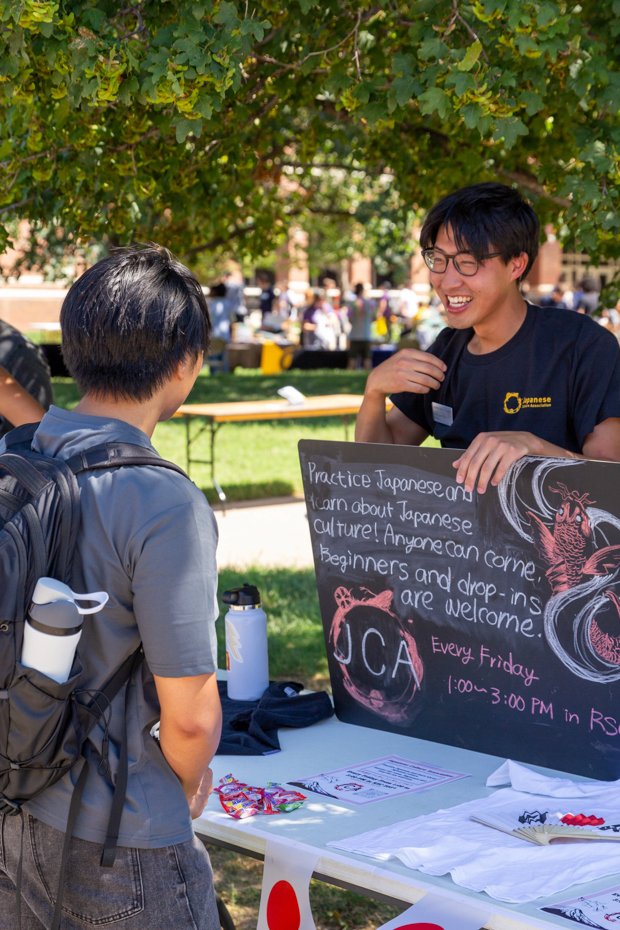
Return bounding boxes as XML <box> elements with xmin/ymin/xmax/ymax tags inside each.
<box><xmin>390</xmin><ymin>304</ymin><xmax>620</xmax><ymax>453</ymax></box>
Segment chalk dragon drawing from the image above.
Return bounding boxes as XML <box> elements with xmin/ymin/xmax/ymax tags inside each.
<box><xmin>330</xmin><ymin>586</ymin><xmax>424</xmax><ymax>724</ymax></box>
<box><xmin>500</xmin><ymin>458</ymin><xmax>620</xmax><ymax>682</ymax></box>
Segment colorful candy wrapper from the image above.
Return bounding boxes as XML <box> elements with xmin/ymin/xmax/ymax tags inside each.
<box><xmin>214</xmin><ymin>774</ymin><xmax>305</xmax><ymax>819</ymax></box>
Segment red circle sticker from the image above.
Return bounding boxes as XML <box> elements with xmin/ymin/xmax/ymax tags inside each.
<box><xmin>391</xmin><ymin>924</ymin><xmax>445</xmax><ymax>930</ymax></box>
<box><xmin>266</xmin><ymin>880</ymin><xmax>301</xmax><ymax>930</ymax></box>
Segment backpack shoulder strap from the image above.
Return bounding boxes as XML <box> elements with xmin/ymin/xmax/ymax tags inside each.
<box><xmin>3</xmin><ymin>421</ymin><xmax>39</xmax><ymax>450</ymax></box>
<box><xmin>65</xmin><ymin>442</ymin><xmax>189</xmax><ymax>480</ymax></box>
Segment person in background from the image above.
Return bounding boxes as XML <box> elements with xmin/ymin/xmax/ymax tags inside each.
<box><xmin>558</xmin><ymin>272</ymin><xmax>574</xmax><ymax>309</ymax></box>
<box><xmin>577</xmin><ymin>276</ymin><xmax>601</xmax><ymax>315</ymax></box>
<box><xmin>257</xmin><ymin>275</ymin><xmax>276</xmax><ymax>319</ymax></box>
<box><xmin>572</xmin><ymin>278</ymin><xmax>585</xmax><ymax>312</ymax></box>
<box><xmin>540</xmin><ymin>285</ymin><xmax>568</xmax><ymax>309</ymax></box>
<box><xmin>399</xmin><ymin>279</ymin><xmax>420</xmax><ymax>323</ymax></box>
<box><xmin>222</xmin><ymin>270</ymin><xmax>247</xmax><ymax>321</ymax></box>
<box><xmin>347</xmin><ymin>282</ymin><xmax>374</xmax><ymax>370</ymax></box>
<box><xmin>208</xmin><ymin>282</ymin><xmax>232</xmax><ymax>343</ymax></box>
<box><xmin>599</xmin><ymin>306</ymin><xmax>620</xmax><ymax>339</ymax></box>
<box><xmin>301</xmin><ymin>291</ymin><xmax>330</xmax><ymax>348</ymax></box>
<box><xmin>0</xmin><ymin>319</ymin><xmax>52</xmax><ymax>436</ymax></box>
<box><xmin>207</xmin><ymin>281</ymin><xmax>232</xmax><ymax>373</ymax></box>
<box><xmin>377</xmin><ymin>282</ymin><xmax>392</xmax><ymax>323</ymax></box>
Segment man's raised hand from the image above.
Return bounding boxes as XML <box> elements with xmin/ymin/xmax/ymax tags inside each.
<box><xmin>366</xmin><ymin>348</ymin><xmax>446</xmax><ymax>397</ymax></box>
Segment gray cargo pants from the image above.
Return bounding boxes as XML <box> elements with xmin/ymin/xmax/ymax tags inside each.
<box><xmin>0</xmin><ymin>812</ymin><xmax>219</xmax><ymax>929</ymax></box>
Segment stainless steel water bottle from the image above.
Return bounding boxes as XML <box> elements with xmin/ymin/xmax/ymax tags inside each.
<box><xmin>21</xmin><ymin>577</ymin><xmax>108</xmax><ymax>683</ymax></box>
<box><xmin>223</xmin><ymin>583</ymin><xmax>269</xmax><ymax>701</ymax></box>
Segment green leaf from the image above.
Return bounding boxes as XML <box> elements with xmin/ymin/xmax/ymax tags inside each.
<box><xmin>213</xmin><ymin>1</ymin><xmax>238</xmax><ymax>29</ymax></box>
<box><xmin>492</xmin><ymin>116</ymin><xmax>529</xmax><ymax>148</ymax></box>
<box><xmin>325</xmin><ymin>71</ymin><xmax>352</xmax><ymax>94</ymax></box>
<box><xmin>299</xmin><ymin>0</ymin><xmax>320</xmax><ymax>12</ymax></box>
<box><xmin>447</xmin><ymin>71</ymin><xmax>476</xmax><ymax>97</ymax></box>
<box><xmin>461</xmin><ymin>102</ymin><xmax>482</xmax><ymax>129</ymax></box>
<box><xmin>84</xmin><ymin>8</ymin><xmax>106</xmax><ymax>31</ymax></box>
<box><xmin>418</xmin><ymin>37</ymin><xmax>448</xmax><ymax>61</ymax></box>
<box><xmin>393</xmin><ymin>74</ymin><xmax>416</xmax><ymax>107</ymax></box>
<box><xmin>359</xmin><ymin>101</ymin><xmax>386</xmax><ymax>127</ymax></box>
<box><xmin>392</xmin><ymin>53</ymin><xmax>414</xmax><ymax>77</ymax></box>
<box><xmin>418</xmin><ymin>86</ymin><xmax>450</xmax><ymax>119</ymax></box>
<box><xmin>174</xmin><ymin>116</ymin><xmax>203</xmax><ymax>142</ymax></box>
<box><xmin>537</xmin><ymin>2</ymin><xmax>559</xmax><ymax>27</ymax></box>
<box><xmin>519</xmin><ymin>90</ymin><xmax>543</xmax><ymax>115</ymax></box>
<box><xmin>458</xmin><ymin>40</ymin><xmax>482</xmax><ymax>72</ymax></box>
<box><xmin>195</xmin><ymin>93</ymin><xmax>213</xmax><ymax>119</ymax></box>
<box><xmin>353</xmin><ymin>83</ymin><xmax>372</xmax><ymax>104</ymax></box>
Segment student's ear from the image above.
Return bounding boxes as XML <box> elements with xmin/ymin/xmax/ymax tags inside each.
<box><xmin>509</xmin><ymin>252</ymin><xmax>529</xmax><ymax>282</ymax></box>
<box><xmin>174</xmin><ymin>353</ymin><xmax>203</xmax><ymax>382</ymax></box>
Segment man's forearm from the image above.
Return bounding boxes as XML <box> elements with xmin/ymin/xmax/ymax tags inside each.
<box><xmin>355</xmin><ymin>391</ymin><xmax>394</xmax><ymax>443</ymax></box>
<box><xmin>0</xmin><ymin>367</ymin><xmax>45</xmax><ymax>426</ymax></box>
<box><xmin>155</xmin><ymin>672</ymin><xmax>222</xmax><ymax>801</ymax></box>
<box><xmin>159</xmin><ymin>710</ymin><xmax>221</xmax><ymax>799</ymax></box>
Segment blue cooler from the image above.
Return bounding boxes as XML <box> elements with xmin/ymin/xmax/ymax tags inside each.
<box><xmin>371</xmin><ymin>344</ymin><xmax>397</xmax><ymax>368</ymax></box>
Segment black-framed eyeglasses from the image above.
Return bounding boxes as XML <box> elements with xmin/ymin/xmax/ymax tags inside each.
<box><xmin>421</xmin><ymin>249</ymin><xmax>501</xmax><ymax>276</ymax></box>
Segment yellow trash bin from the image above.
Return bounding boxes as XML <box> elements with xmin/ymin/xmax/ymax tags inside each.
<box><xmin>261</xmin><ymin>342</ymin><xmax>295</xmax><ymax>374</ymax></box>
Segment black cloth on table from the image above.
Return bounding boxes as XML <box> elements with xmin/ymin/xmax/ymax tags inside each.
<box><xmin>216</xmin><ymin>680</ymin><xmax>334</xmax><ymax>755</ymax></box>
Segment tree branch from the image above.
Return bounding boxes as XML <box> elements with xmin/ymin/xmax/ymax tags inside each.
<box><xmin>0</xmin><ymin>194</ymin><xmax>40</xmax><ymax>215</ymax></box>
<box><xmin>496</xmin><ymin>169</ymin><xmax>570</xmax><ymax>207</ymax></box>
<box><xmin>183</xmin><ymin>204</ymin><xmax>361</xmax><ymax>256</ymax></box>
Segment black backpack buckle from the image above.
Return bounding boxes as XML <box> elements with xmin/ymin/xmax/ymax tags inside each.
<box><xmin>0</xmin><ymin>795</ymin><xmax>22</xmax><ymax>816</ymax></box>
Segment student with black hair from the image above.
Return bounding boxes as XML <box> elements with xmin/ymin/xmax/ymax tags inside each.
<box><xmin>356</xmin><ymin>182</ymin><xmax>620</xmax><ymax>492</ymax></box>
<box><xmin>0</xmin><ymin>246</ymin><xmax>221</xmax><ymax>929</ymax></box>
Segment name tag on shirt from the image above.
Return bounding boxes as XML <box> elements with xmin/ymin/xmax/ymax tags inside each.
<box><xmin>432</xmin><ymin>402</ymin><xmax>453</xmax><ymax>427</ymax></box>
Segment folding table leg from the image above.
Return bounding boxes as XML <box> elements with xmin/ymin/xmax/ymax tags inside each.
<box><xmin>211</xmin><ymin>422</ymin><xmax>226</xmax><ymax>502</ymax></box>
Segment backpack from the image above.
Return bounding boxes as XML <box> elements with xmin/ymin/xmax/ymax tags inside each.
<box><xmin>0</xmin><ymin>421</ymin><xmax>189</xmax><ymax>929</ymax></box>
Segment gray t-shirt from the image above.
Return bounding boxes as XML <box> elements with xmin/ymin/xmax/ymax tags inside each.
<box><xmin>10</xmin><ymin>406</ymin><xmax>219</xmax><ymax>848</ymax></box>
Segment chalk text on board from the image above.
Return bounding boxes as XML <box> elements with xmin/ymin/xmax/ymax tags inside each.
<box><xmin>307</xmin><ymin>463</ymin><xmax>371</xmax><ymax>488</ymax></box>
<box><xmin>319</xmin><ymin>544</ymin><xmax>409</xmax><ymax>581</ymax></box>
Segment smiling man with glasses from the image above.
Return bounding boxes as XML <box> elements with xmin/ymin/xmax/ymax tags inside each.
<box><xmin>355</xmin><ymin>182</ymin><xmax>620</xmax><ymax>492</ymax></box>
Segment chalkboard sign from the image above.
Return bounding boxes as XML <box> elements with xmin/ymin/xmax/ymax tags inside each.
<box><xmin>299</xmin><ymin>440</ymin><xmax>620</xmax><ymax>780</ymax></box>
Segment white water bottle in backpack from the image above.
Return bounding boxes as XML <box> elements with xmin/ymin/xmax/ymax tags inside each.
<box><xmin>223</xmin><ymin>583</ymin><xmax>269</xmax><ymax>701</ymax></box>
<box><xmin>21</xmin><ymin>577</ymin><xmax>108</xmax><ymax>683</ymax></box>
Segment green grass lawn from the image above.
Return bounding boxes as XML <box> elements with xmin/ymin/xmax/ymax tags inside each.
<box><xmin>52</xmin><ymin>369</ymin><xmax>371</xmax><ymax>503</ymax></box>
<box><xmin>52</xmin><ymin>367</ymin><xmax>438</xmax><ymax>503</ymax></box>
<box><xmin>217</xmin><ymin>566</ymin><xmax>329</xmax><ymax>688</ymax></box>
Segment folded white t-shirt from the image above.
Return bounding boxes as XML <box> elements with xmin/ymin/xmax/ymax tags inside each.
<box><xmin>327</xmin><ymin>760</ymin><xmax>620</xmax><ymax>903</ymax></box>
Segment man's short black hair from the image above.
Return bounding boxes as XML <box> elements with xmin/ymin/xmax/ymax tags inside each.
<box><xmin>420</xmin><ymin>182</ymin><xmax>540</xmax><ymax>280</ymax></box>
<box><xmin>61</xmin><ymin>245</ymin><xmax>211</xmax><ymax>401</ymax></box>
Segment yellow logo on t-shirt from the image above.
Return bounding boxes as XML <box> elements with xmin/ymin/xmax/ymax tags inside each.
<box><xmin>503</xmin><ymin>392</ymin><xmax>551</xmax><ymax>414</ymax></box>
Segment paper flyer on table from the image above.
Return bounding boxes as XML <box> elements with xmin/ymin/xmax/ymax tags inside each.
<box><xmin>288</xmin><ymin>755</ymin><xmax>469</xmax><ymax>805</ymax></box>
<box><xmin>540</xmin><ymin>883</ymin><xmax>620</xmax><ymax>925</ymax></box>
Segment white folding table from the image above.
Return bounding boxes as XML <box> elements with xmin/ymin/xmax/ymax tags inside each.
<box><xmin>194</xmin><ymin>704</ymin><xmax>614</xmax><ymax>929</ymax></box>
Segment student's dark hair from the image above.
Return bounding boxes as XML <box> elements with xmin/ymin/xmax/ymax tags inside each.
<box><xmin>61</xmin><ymin>245</ymin><xmax>211</xmax><ymax>401</ymax></box>
<box><xmin>354</xmin><ymin>283</ymin><xmax>365</xmax><ymax>295</ymax></box>
<box><xmin>582</xmin><ymin>275</ymin><xmax>599</xmax><ymax>293</ymax></box>
<box><xmin>420</xmin><ymin>182</ymin><xmax>540</xmax><ymax>280</ymax></box>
